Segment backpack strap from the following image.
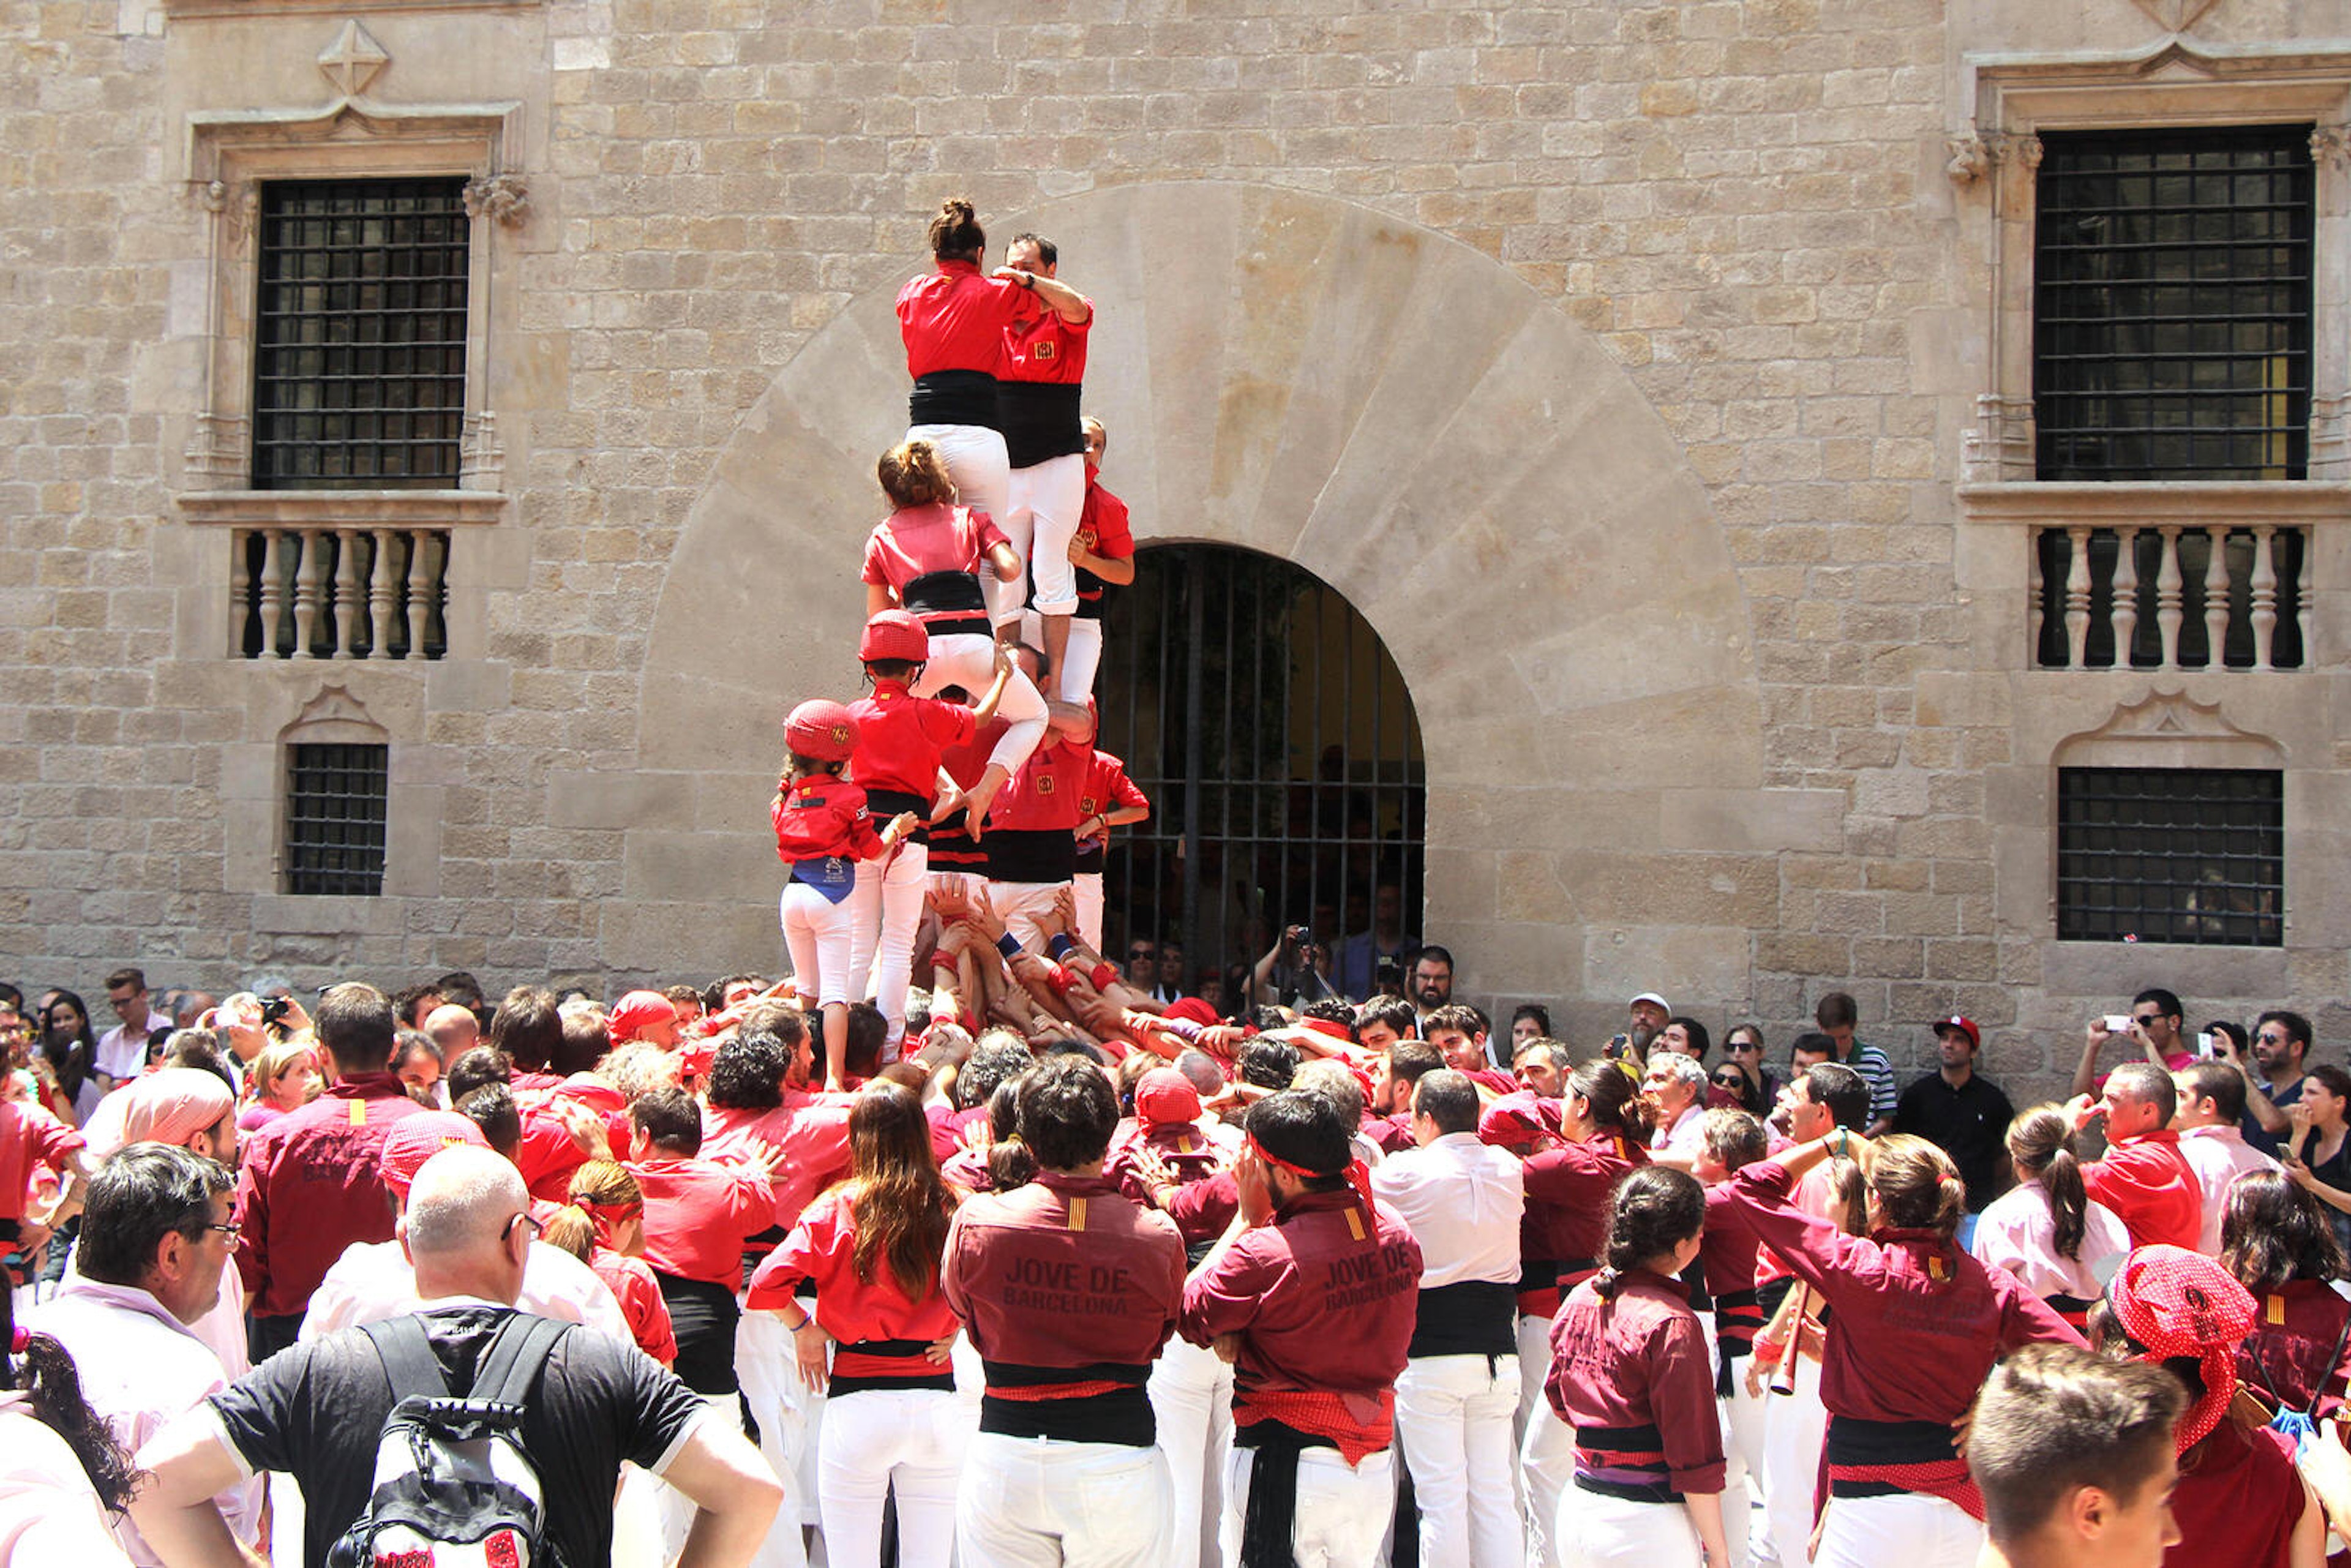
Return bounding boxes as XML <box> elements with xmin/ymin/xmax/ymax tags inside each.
<box><xmin>468</xmin><ymin>1311</ymin><xmax>571</xmax><ymax>1408</ymax></box>
<box><xmin>359</xmin><ymin>1315</ymin><xmax>456</xmax><ymax>1402</ymax></box>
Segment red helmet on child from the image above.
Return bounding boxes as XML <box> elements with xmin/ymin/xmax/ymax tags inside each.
<box><xmin>784</xmin><ymin>699</ymin><xmax>859</xmax><ymax>761</ymax></box>
<box><xmin>860</xmin><ymin>609</ymin><xmax>929</xmax><ymax>664</ymax></box>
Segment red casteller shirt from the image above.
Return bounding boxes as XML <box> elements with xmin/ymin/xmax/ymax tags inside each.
<box><xmin>771</xmin><ymin>775</ymin><xmax>887</xmax><ymax>866</ymax></box>
<box><xmin>630</xmin><ymin>1155</ymin><xmax>776</xmax><ymax>1289</ymax></box>
<box><xmin>991</xmin><ymin>735</ymin><xmax>1093</xmax><ymax>835</ymax></box>
<box><xmin>2237</xmin><ymin>1276</ymin><xmax>2351</xmax><ymax>1419</ymax></box>
<box><xmin>233</xmin><ymin>1073</ymin><xmax>426</xmax><ymax>1318</ymax></box>
<box><xmin>746</xmin><ymin>1185</ymin><xmax>960</xmax><ymax>1348</ymax></box>
<box><xmin>850</xmin><ymin>681</ymin><xmax>976</xmax><ymax>801</ymax></box>
<box><xmin>1507</xmin><ymin>1128</ymin><xmax>1649</xmax><ymax>1309</ymax></box>
<box><xmin>861</xmin><ymin>502</ymin><xmax>1010</xmax><ymax>601</ymax></box>
<box><xmin>2081</xmin><ymin>1128</ymin><xmax>2203</xmax><ymax>1251</ymax></box>
<box><xmin>0</xmin><ymin>1100</ymin><xmax>83</xmax><ymax>1223</ymax></box>
<box><xmin>1074</xmin><ymin>480</ymin><xmax>1133</xmax><ymax>619</ymax></box>
<box><xmin>702</xmin><ymin>1095</ymin><xmax>854</xmax><ymax>1234</ymax></box>
<box><xmin>1179</xmin><ymin>1190</ymin><xmax>1422</xmax><ymax>1452</ymax></box>
<box><xmin>1547</xmin><ymin>1268</ymin><xmax>1728</xmax><ymax>1496</ymax></box>
<box><xmin>897</xmin><ymin>259</ymin><xmax>1024</xmax><ymax>379</ymax></box>
<box><xmin>942</xmin><ymin>1171</ymin><xmax>1185</xmax><ymax>1371</ymax></box>
<box><xmin>1714</xmin><ymin>1158</ymin><xmax>2083</xmax><ymax>1427</ymax></box>
<box><xmin>1001</xmin><ymin>291</ymin><xmax>1092</xmax><ymax>385</ymax></box>
<box><xmin>590</xmin><ymin>1247</ymin><xmax>678</xmax><ymax>1365</ymax></box>
<box><xmin>2166</xmin><ymin>1420</ymin><xmax>2303</xmax><ymax>1568</ymax></box>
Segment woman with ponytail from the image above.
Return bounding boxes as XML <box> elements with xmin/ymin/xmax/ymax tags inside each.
<box><xmin>1971</xmin><ymin>1104</ymin><xmax>2130</xmax><ymax>1331</ymax></box>
<box><xmin>1542</xmin><ymin>1165</ymin><xmax>1725</xmax><ymax>1567</ymax></box>
<box><xmin>748</xmin><ymin>1081</ymin><xmax>964</xmax><ymax>1568</ymax></box>
<box><xmin>0</xmin><ymin>1287</ymin><xmax>139</xmax><ymax>1561</ymax></box>
<box><xmin>1501</xmin><ymin>1057</ymin><xmax>1653</xmax><ymax>1563</ymax></box>
<box><xmin>541</xmin><ymin>1159</ymin><xmax>675</xmax><ymax>1365</ymax></box>
<box><xmin>1712</xmin><ymin>1130</ymin><xmax>2083</xmax><ymax>1567</ymax></box>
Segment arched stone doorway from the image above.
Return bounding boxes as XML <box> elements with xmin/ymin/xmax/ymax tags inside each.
<box><xmin>622</xmin><ymin>181</ymin><xmax>1764</xmax><ymax>1021</ymax></box>
<box><xmin>1097</xmin><ymin>542</ymin><xmax>1425</xmax><ymax>1005</ymax></box>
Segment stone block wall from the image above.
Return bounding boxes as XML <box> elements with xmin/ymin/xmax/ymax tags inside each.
<box><xmin>4</xmin><ymin>0</ymin><xmax>2349</xmax><ymax>1105</ymax></box>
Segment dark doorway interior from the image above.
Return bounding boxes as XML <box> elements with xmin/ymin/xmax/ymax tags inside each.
<box><xmin>1094</xmin><ymin>542</ymin><xmax>1425</xmax><ymax>1007</ymax></box>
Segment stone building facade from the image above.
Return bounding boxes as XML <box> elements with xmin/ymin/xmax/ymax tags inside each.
<box><xmin>6</xmin><ymin>0</ymin><xmax>2349</xmax><ymax>1100</ymax></box>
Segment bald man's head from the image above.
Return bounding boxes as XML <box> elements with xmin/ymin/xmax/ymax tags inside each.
<box><xmin>424</xmin><ymin>1003</ymin><xmax>482</xmax><ymax>1055</ymax></box>
<box><xmin>402</xmin><ymin>1146</ymin><xmax>528</xmax><ymax>1262</ymax></box>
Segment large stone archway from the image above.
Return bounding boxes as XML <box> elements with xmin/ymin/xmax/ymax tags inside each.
<box><xmin>621</xmin><ymin>181</ymin><xmax>1768</xmax><ymax>1019</ymax></box>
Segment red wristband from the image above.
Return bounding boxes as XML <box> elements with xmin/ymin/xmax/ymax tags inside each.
<box><xmin>1044</xmin><ymin>962</ymin><xmax>1073</xmax><ymax>996</ymax></box>
<box><xmin>1089</xmin><ymin>962</ymin><xmax>1119</xmax><ymax>992</ymax></box>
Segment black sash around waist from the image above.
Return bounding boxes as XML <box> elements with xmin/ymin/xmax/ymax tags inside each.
<box><xmin>1408</xmin><ymin>1279</ymin><xmax>1520</xmax><ymax>1360</ymax></box>
<box><xmin>986</xmin><ymin>827</ymin><xmax>1077</xmax><ymax>885</ymax></box>
<box><xmin>900</xmin><ymin>569</ymin><xmax>992</xmax><ymax>638</ymax></box>
<box><xmin>1825</xmin><ymin>1414</ymin><xmax>1962</xmax><ymax>1498</ymax></box>
<box><xmin>828</xmin><ymin>1337</ymin><xmax>958</xmax><ymax>1397</ymax></box>
<box><xmin>999</xmin><ymin>380</ymin><xmax>1086</xmax><ymax>468</ymax></box>
<box><xmin>861</xmin><ymin>786</ymin><xmax>931</xmax><ymax>848</ymax></box>
<box><xmin>978</xmin><ymin>1359</ymin><xmax>1156</xmax><ymax>1447</ymax></box>
<box><xmin>653</xmin><ymin>1270</ymin><xmax>743</xmax><ymax>1396</ymax></box>
<box><xmin>909</xmin><ymin>368</ymin><xmax>1000</xmax><ymax>431</ymax></box>
<box><xmin>1572</xmin><ymin>1419</ymin><xmax>1679</xmax><ymax>1505</ymax></box>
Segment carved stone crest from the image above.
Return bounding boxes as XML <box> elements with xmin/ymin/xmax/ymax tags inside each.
<box><xmin>317</xmin><ymin>20</ymin><xmax>389</xmax><ymax>98</ymax></box>
<box><xmin>462</xmin><ymin>173</ymin><xmax>530</xmax><ymax>228</ymax></box>
<box><xmin>2128</xmin><ymin>0</ymin><xmax>2223</xmax><ymax>31</ymax></box>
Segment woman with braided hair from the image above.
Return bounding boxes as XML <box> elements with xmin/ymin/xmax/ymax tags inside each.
<box><xmin>1711</xmin><ymin>1131</ymin><xmax>2083</xmax><ymax>1567</ymax></box>
<box><xmin>2087</xmin><ymin>1244</ymin><xmax>2325</xmax><ymax>1567</ymax></box>
<box><xmin>1495</xmin><ymin>1056</ymin><xmax>1652</xmax><ymax>1565</ymax></box>
<box><xmin>1542</xmin><ymin>1164</ymin><xmax>1727</xmax><ymax>1567</ymax></box>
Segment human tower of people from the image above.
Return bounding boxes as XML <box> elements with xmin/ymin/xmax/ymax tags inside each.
<box><xmin>11</xmin><ymin>197</ymin><xmax>2351</xmax><ymax>1568</ymax></box>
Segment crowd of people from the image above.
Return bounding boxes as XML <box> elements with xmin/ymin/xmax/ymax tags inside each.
<box><xmin>10</xmin><ymin>195</ymin><xmax>2351</xmax><ymax>1568</ymax></box>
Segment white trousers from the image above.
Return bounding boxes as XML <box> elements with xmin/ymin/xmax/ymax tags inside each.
<box><xmin>906</xmin><ymin>421</ymin><xmax>1013</xmax><ymax>622</ymax></box>
<box><xmin>781</xmin><ymin>880</ymin><xmax>858</xmax><ymax>1008</ymax></box>
<box><xmin>849</xmin><ymin>839</ymin><xmax>928</xmax><ymax>1045</ymax></box>
<box><xmin>987</xmin><ymin>877</ymin><xmax>1070</xmax><ymax>951</ymax></box>
<box><xmin>957</xmin><ymin>1431</ymin><xmax>1175</xmax><ymax>1567</ymax></box>
<box><xmin>910</xmin><ymin>631</ymin><xmax>1049</xmax><ymax>779</ymax></box>
<box><xmin>1395</xmin><ymin>1353</ymin><xmax>1524</xmax><ymax>1568</ymax></box>
<box><xmin>1022</xmin><ymin>606</ymin><xmax>1106</xmax><ymax>703</ymax></box>
<box><xmin>1518</xmin><ymin>1314</ymin><xmax>1576</xmax><ymax>1568</ymax></box>
<box><xmin>1558</xmin><ymin>1487</ymin><xmax>1701</xmax><ymax>1568</ymax></box>
<box><xmin>819</xmin><ymin>1387</ymin><xmax>967</xmax><ymax>1568</ymax></box>
<box><xmin>1759</xmin><ymin>1354</ymin><xmax>1826</xmax><ymax>1568</ymax></box>
<box><xmin>1074</xmin><ymin>870</ymin><xmax>1105</xmax><ymax>952</ymax></box>
<box><xmin>1147</xmin><ymin>1332</ymin><xmax>1235</xmax><ymax>1568</ymax></box>
<box><xmin>1221</xmin><ymin>1445</ymin><xmax>1395</xmax><ymax>1568</ymax></box>
<box><xmin>1060</xmin><ymin>617</ymin><xmax>1105</xmax><ymax>703</ymax></box>
<box><xmin>1720</xmin><ymin>1365</ymin><xmax>1769</xmax><ymax>1567</ymax></box>
<box><xmin>1010</xmin><ymin>452</ymin><xmax>1087</xmax><ymax>617</ymax></box>
<box><xmin>1813</xmin><ymin>1493</ymin><xmax>1983</xmax><ymax>1568</ymax></box>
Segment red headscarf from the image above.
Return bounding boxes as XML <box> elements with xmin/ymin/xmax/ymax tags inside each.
<box><xmin>2109</xmin><ymin>1244</ymin><xmax>2257</xmax><ymax>1453</ymax></box>
<box><xmin>1134</xmin><ymin>1068</ymin><xmax>1203</xmax><ymax>1134</ymax></box>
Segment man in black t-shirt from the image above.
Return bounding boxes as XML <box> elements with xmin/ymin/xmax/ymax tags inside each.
<box><xmin>1893</xmin><ymin>1014</ymin><xmax>2017</xmax><ymax>1213</ymax></box>
<box><xmin>130</xmin><ymin>1145</ymin><xmax>782</xmax><ymax>1567</ymax></box>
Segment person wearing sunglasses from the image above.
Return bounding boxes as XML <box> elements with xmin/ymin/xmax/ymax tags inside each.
<box><xmin>1709</xmin><ymin>1063</ymin><xmax>1764</xmax><ymax>1116</ymax></box>
<box><xmin>1719</xmin><ymin>1025</ymin><xmax>1780</xmax><ymax>1114</ymax></box>
<box><xmin>2069</xmin><ymin>988</ymin><xmax>2192</xmax><ymax>1103</ymax></box>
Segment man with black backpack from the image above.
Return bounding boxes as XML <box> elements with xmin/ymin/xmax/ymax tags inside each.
<box><xmin>129</xmin><ymin>1144</ymin><xmax>782</xmax><ymax>1568</ymax></box>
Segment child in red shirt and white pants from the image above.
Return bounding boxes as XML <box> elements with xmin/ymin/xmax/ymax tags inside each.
<box><xmin>773</xmin><ymin>699</ymin><xmax>915</xmax><ymax>1091</ymax></box>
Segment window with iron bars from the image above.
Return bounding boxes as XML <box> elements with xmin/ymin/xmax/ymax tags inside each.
<box><xmin>2034</xmin><ymin>126</ymin><xmax>2314</xmax><ymax>481</ymax></box>
<box><xmin>285</xmin><ymin>742</ymin><xmax>389</xmax><ymax>896</ymax></box>
<box><xmin>2057</xmin><ymin>767</ymin><xmax>2282</xmax><ymax>945</ymax></box>
<box><xmin>252</xmin><ymin>178</ymin><xmax>470</xmax><ymax>489</ymax></box>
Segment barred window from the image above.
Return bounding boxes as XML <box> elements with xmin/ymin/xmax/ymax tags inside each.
<box><xmin>2057</xmin><ymin>767</ymin><xmax>2282</xmax><ymax>945</ymax></box>
<box><xmin>285</xmin><ymin>743</ymin><xmax>389</xmax><ymax>896</ymax></box>
<box><xmin>253</xmin><ymin>178</ymin><xmax>470</xmax><ymax>489</ymax></box>
<box><xmin>2034</xmin><ymin>127</ymin><xmax>2313</xmax><ymax>481</ymax></box>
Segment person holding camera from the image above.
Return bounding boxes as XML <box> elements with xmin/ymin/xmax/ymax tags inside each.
<box><xmin>1251</xmin><ymin>923</ymin><xmax>1337</xmax><ymax>1010</ymax></box>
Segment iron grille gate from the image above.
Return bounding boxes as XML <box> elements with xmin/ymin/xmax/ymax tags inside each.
<box><xmin>1093</xmin><ymin>544</ymin><xmax>1425</xmax><ymax>1006</ymax></box>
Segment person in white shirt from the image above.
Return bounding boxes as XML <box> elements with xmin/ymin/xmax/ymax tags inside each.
<box><xmin>30</xmin><ymin>1144</ymin><xmax>261</xmax><ymax>1564</ymax></box>
<box><xmin>2171</xmin><ymin>1060</ymin><xmax>2283</xmax><ymax>1255</ymax></box>
<box><xmin>1370</xmin><ymin>1068</ymin><xmax>1526</xmax><ymax>1568</ymax></box>
<box><xmin>1643</xmin><ymin>1052</ymin><xmax>1709</xmax><ymax>1163</ymax></box>
<box><xmin>1971</xmin><ymin>1105</ymin><xmax>2129</xmax><ymax>1321</ymax></box>
<box><xmin>302</xmin><ymin>1109</ymin><xmax>629</xmax><ymax>1344</ymax></box>
<box><xmin>71</xmin><ymin>1068</ymin><xmax>249</xmax><ymax>1379</ymax></box>
<box><xmin>92</xmin><ymin>967</ymin><xmax>163</xmax><ymax>1093</ymax></box>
